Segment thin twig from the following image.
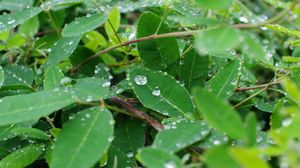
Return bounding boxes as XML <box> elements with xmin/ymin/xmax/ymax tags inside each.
<box><xmin>111</xmin><ymin>97</ymin><xmax>164</xmax><ymax>131</ymax></box>
<box><xmin>234</xmin><ymin>79</ymin><xmax>281</xmax><ymax>108</ymax></box>
<box><xmin>235</xmin><ymin>80</ymin><xmax>281</xmax><ymax>92</ymax></box>
<box><xmin>70</xmin><ymin>30</ymin><xmax>200</xmax><ymax>73</ymax></box>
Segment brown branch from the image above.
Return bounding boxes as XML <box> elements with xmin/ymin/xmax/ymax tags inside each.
<box><xmin>111</xmin><ymin>97</ymin><xmax>164</xmax><ymax>131</ymax></box>
<box><xmin>235</xmin><ymin>80</ymin><xmax>281</xmax><ymax>92</ymax></box>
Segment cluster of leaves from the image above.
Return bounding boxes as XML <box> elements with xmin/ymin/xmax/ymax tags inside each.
<box><xmin>1</xmin><ymin>0</ymin><xmax>300</xmax><ymax>167</ymax></box>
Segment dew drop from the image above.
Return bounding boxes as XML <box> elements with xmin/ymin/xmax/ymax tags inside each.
<box><xmin>213</xmin><ymin>140</ymin><xmax>221</xmax><ymax>145</ymax></box>
<box><xmin>127</xmin><ymin>151</ymin><xmax>134</xmax><ymax>158</ymax></box>
<box><xmin>102</xmin><ymin>81</ymin><xmax>111</xmax><ymax>87</ymax></box>
<box><xmin>282</xmin><ymin>118</ymin><xmax>292</xmax><ymax>127</ymax></box>
<box><xmin>152</xmin><ymin>87</ymin><xmax>161</xmax><ymax>96</ymax></box>
<box><xmin>134</xmin><ymin>75</ymin><xmax>147</xmax><ymax>85</ymax></box>
<box><xmin>164</xmin><ymin>161</ymin><xmax>176</xmax><ymax>168</ymax></box>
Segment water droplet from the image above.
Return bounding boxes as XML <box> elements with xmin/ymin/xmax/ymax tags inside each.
<box><xmin>164</xmin><ymin>161</ymin><xmax>176</xmax><ymax>168</ymax></box>
<box><xmin>152</xmin><ymin>87</ymin><xmax>161</xmax><ymax>96</ymax></box>
<box><xmin>127</xmin><ymin>152</ymin><xmax>134</xmax><ymax>158</ymax></box>
<box><xmin>134</xmin><ymin>75</ymin><xmax>147</xmax><ymax>85</ymax></box>
<box><xmin>85</xmin><ymin>113</ymin><xmax>90</xmax><ymax>118</ymax></box>
<box><xmin>239</xmin><ymin>16</ymin><xmax>249</xmax><ymax>23</ymax></box>
<box><xmin>213</xmin><ymin>140</ymin><xmax>221</xmax><ymax>145</ymax></box>
<box><xmin>7</xmin><ymin>19</ymin><xmax>16</xmax><ymax>25</ymax></box>
<box><xmin>102</xmin><ymin>81</ymin><xmax>111</xmax><ymax>87</ymax></box>
<box><xmin>282</xmin><ymin>118</ymin><xmax>292</xmax><ymax>127</ymax></box>
<box><xmin>60</xmin><ymin>77</ymin><xmax>72</xmax><ymax>85</ymax></box>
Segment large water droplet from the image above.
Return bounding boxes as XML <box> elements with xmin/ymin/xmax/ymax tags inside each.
<box><xmin>134</xmin><ymin>75</ymin><xmax>147</xmax><ymax>85</ymax></box>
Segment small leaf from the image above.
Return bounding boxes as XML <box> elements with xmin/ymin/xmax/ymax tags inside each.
<box><xmin>153</xmin><ymin>118</ymin><xmax>210</xmax><ymax>153</ymax></box>
<box><xmin>179</xmin><ymin>48</ymin><xmax>208</xmax><ymax>90</ymax></box>
<box><xmin>0</xmin><ymin>66</ymin><xmax>4</xmax><ymax>88</ymax></box>
<box><xmin>0</xmin><ymin>88</ymin><xmax>75</xmax><ymax>126</ymax></box>
<box><xmin>19</xmin><ymin>16</ymin><xmax>39</xmax><ymax>37</ymax></box>
<box><xmin>229</xmin><ymin>147</ymin><xmax>270</xmax><ymax>168</ymax></box>
<box><xmin>0</xmin><ymin>144</ymin><xmax>44</xmax><ymax>168</ymax></box>
<box><xmin>44</xmin><ymin>66</ymin><xmax>64</xmax><ymax>90</ymax></box>
<box><xmin>0</xmin><ymin>7</ymin><xmax>42</xmax><ymax>33</ymax></box>
<box><xmin>195</xmin><ymin>27</ymin><xmax>240</xmax><ymax>54</ymax></box>
<box><xmin>46</xmin><ymin>36</ymin><xmax>81</xmax><ymax>66</ymax></box>
<box><xmin>136</xmin><ymin>147</ymin><xmax>183</xmax><ymax>168</ymax></box>
<box><xmin>195</xmin><ymin>0</ymin><xmax>234</xmax><ymax>9</ymax></box>
<box><xmin>112</xmin><ymin>119</ymin><xmax>145</xmax><ymax>155</ymax></box>
<box><xmin>10</xmin><ymin>127</ymin><xmax>49</xmax><ymax>140</ymax></box>
<box><xmin>204</xmin><ymin>145</ymin><xmax>239</xmax><ymax>168</ymax></box>
<box><xmin>207</xmin><ymin>60</ymin><xmax>240</xmax><ymax>99</ymax></box>
<box><xmin>105</xmin><ymin>6</ymin><xmax>120</xmax><ymax>44</ymax></box>
<box><xmin>3</xmin><ymin>65</ymin><xmax>34</xmax><ymax>86</ymax></box>
<box><xmin>137</xmin><ymin>12</ymin><xmax>180</xmax><ymax>71</ymax></box>
<box><xmin>129</xmin><ymin>68</ymin><xmax>195</xmax><ymax>118</ymax></box>
<box><xmin>193</xmin><ymin>89</ymin><xmax>246</xmax><ymax>139</ymax></box>
<box><xmin>199</xmin><ymin>129</ymin><xmax>229</xmax><ymax>148</ymax></box>
<box><xmin>74</xmin><ymin>77</ymin><xmax>110</xmax><ymax>102</ymax></box>
<box><xmin>50</xmin><ymin>107</ymin><xmax>114</xmax><ymax>168</ymax></box>
<box><xmin>107</xmin><ymin>145</ymin><xmax>135</xmax><ymax>168</ymax></box>
<box><xmin>62</xmin><ymin>13</ymin><xmax>107</xmax><ymax>37</ymax></box>
<box><xmin>244</xmin><ymin>113</ymin><xmax>257</xmax><ymax>146</ymax></box>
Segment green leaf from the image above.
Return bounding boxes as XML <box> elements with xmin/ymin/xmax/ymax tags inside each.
<box><xmin>195</xmin><ymin>27</ymin><xmax>240</xmax><ymax>54</ymax></box>
<box><xmin>0</xmin><ymin>66</ymin><xmax>4</xmax><ymax>88</ymax></box>
<box><xmin>204</xmin><ymin>145</ymin><xmax>239</xmax><ymax>168</ymax></box>
<box><xmin>46</xmin><ymin>36</ymin><xmax>81</xmax><ymax>66</ymax></box>
<box><xmin>83</xmin><ymin>31</ymin><xmax>107</xmax><ymax>51</ymax></box>
<box><xmin>229</xmin><ymin>147</ymin><xmax>270</xmax><ymax>168</ymax></box>
<box><xmin>244</xmin><ymin>113</ymin><xmax>257</xmax><ymax>146</ymax></box>
<box><xmin>74</xmin><ymin>77</ymin><xmax>110</xmax><ymax>102</ymax></box>
<box><xmin>193</xmin><ymin>89</ymin><xmax>246</xmax><ymax>139</ymax></box>
<box><xmin>129</xmin><ymin>68</ymin><xmax>195</xmax><ymax>118</ymax></box>
<box><xmin>0</xmin><ymin>144</ymin><xmax>44</xmax><ymax>168</ymax></box>
<box><xmin>50</xmin><ymin>107</ymin><xmax>114</xmax><ymax>168</ymax></box>
<box><xmin>179</xmin><ymin>48</ymin><xmax>208</xmax><ymax>90</ymax></box>
<box><xmin>3</xmin><ymin>65</ymin><xmax>34</xmax><ymax>86</ymax></box>
<box><xmin>62</xmin><ymin>13</ymin><xmax>107</xmax><ymax>37</ymax></box>
<box><xmin>105</xmin><ymin>6</ymin><xmax>120</xmax><ymax>44</ymax></box>
<box><xmin>10</xmin><ymin>127</ymin><xmax>49</xmax><ymax>140</ymax></box>
<box><xmin>0</xmin><ymin>88</ymin><xmax>75</xmax><ymax>126</ymax></box>
<box><xmin>18</xmin><ymin>16</ymin><xmax>39</xmax><ymax>37</ymax></box>
<box><xmin>137</xmin><ymin>12</ymin><xmax>180</xmax><ymax>71</ymax></box>
<box><xmin>107</xmin><ymin>145</ymin><xmax>135</xmax><ymax>168</ymax></box>
<box><xmin>195</xmin><ymin>0</ymin><xmax>234</xmax><ymax>9</ymax></box>
<box><xmin>0</xmin><ymin>7</ymin><xmax>42</xmax><ymax>33</ymax></box>
<box><xmin>242</xmin><ymin>33</ymin><xmax>272</xmax><ymax>64</ymax></box>
<box><xmin>207</xmin><ymin>61</ymin><xmax>240</xmax><ymax>99</ymax></box>
<box><xmin>199</xmin><ymin>129</ymin><xmax>229</xmax><ymax>148</ymax></box>
<box><xmin>266</xmin><ymin>24</ymin><xmax>300</xmax><ymax>38</ymax></box>
<box><xmin>0</xmin><ymin>0</ymin><xmax>34</xmax><ymax>11</ymax></box>
<box><xmin>112</xmin><ymin>119</ymin><xmax>145</xmax><ymax>155</ymax></box>
<box><xmin>153</xmin><ymin>118</ymin><xmax>210</xmax><ymax>153</ymax></box>
<box><xmin>136</xmin><ymin>147</ymin><xmax>183</xmax><ymax>168</ymax></box>
<box><xmin>44</xmin><ymin>66</ymin><xmax>64</xmax><ymax>90</ymax></box>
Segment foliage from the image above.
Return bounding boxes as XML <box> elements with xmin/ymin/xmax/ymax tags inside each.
<box><xmin>0</xmin><ymin>0</ymin><xmax>300</xmax><ymax>167</ymax></box>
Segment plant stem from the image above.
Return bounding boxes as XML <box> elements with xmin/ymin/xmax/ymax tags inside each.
<box><xmin>235</xmin><ymin>80</ymin><xmax>281</xmax><ymax>92</ymax></box>
<box><xmin>234</xmin><ymin>79</ymin><xmax>281</xmax><ymax>108</ymax></box>
<box><xmin>70</xmin><ymin>30</ymin><xmax>200</xmax><ymax>73</ymax></box>
<box><xmin>233</xmin><ymin>2</ymin><xmax>296</xmax><ymax>29</ymax></box>
<box><xmin>111</xmin><ymin>97</ymin><xmax>164</xmax><ymax>131</ymax></box>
